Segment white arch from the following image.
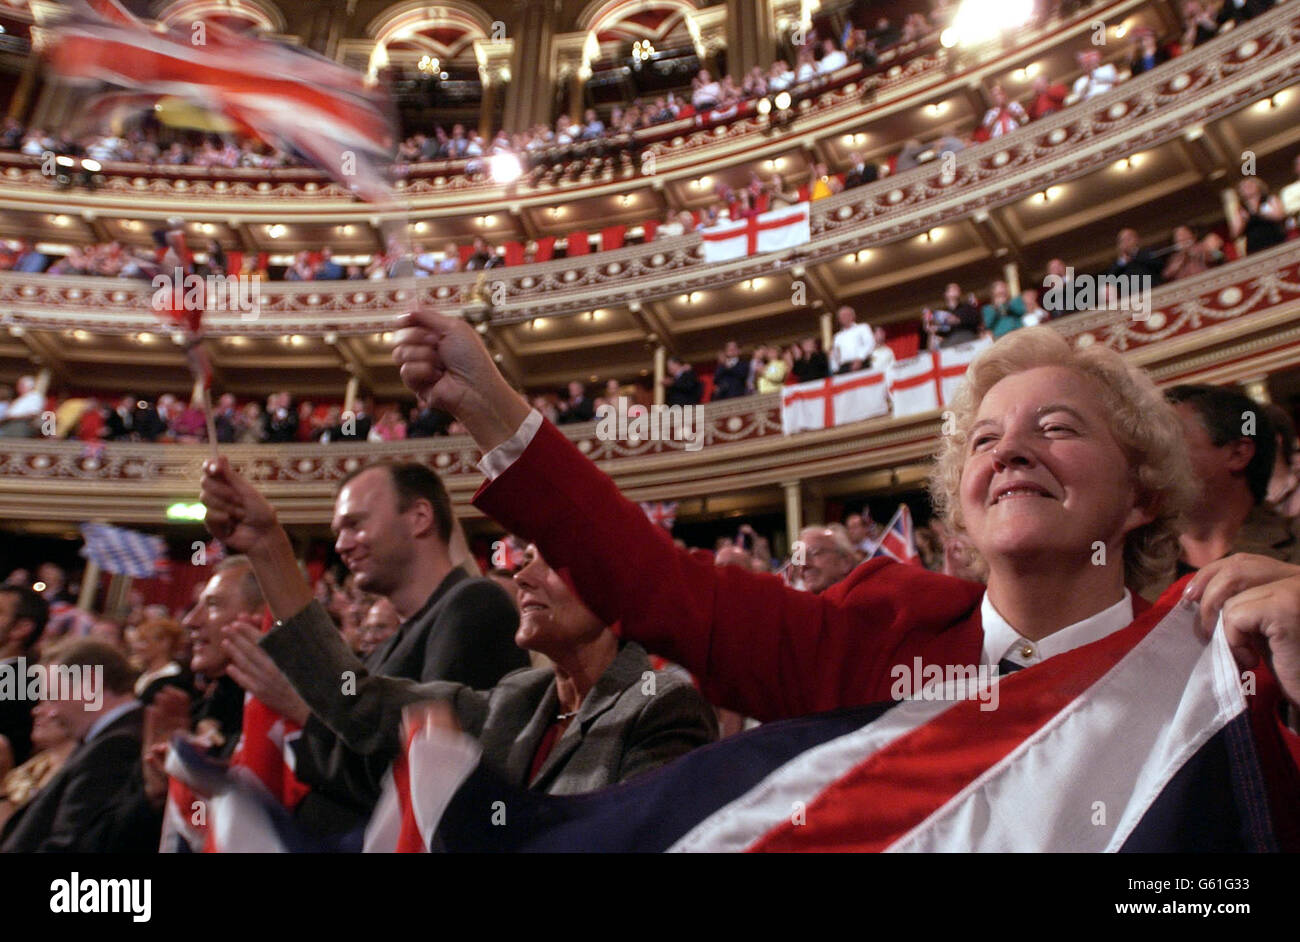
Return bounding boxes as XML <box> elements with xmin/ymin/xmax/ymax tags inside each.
<box><xmin>366</xmin><ymin>0</ymin><xmax>495</xmax><ymax>44</ymax></box>
<box><xmin>155</xmin><ymin>0</ymin><xmax>285</xmax><ymax>34</ymax></box>
<box><xmin>577</xmin><ymin>0</ymin><xmax>699</xmax><ymax>35</ymax></box>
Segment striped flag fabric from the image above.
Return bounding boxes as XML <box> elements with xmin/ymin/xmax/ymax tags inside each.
<box><xmin>640</xmin><ymin>501</ymin><xmax>678</xmax><ymax>530</ymax></box>
<box><xmin>699</xmin><ymin>204</ymin><xmax>811</xmax><ymax>264</ymax></box>
<box><xmin>79</xmin><ymin>522</ymin><xmax>167</xmax><ymax>578</ymax></box>
<box><xmin>780</xmin><ymin>368</ymin><xmax>890</xmax><ymax>434</ymax></box>
<box><xmin>869</xmin><ymin>505</ymin><xmax>921</xmax><ymax>565</ymax></box>
<box><xmin>887</xmin><ymin>338</ymin><xmax>991</xmax><ymax>418</ymax></box>
<box><xmin>389</xmin><ymin>593</ymin><xmax>1279</xmax><ymax>851</ymax></box>
<box><xmin>47</xmin><ymin>0</ymin><xmax>397</xmax><ymax>201</ymax></box>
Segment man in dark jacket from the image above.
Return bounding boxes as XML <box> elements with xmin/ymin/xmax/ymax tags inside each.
<box><xmin>0</xmin><ymin>586</ymin><xmax>47</xmax><ymax>770</ymax></box>
<box><xmin>212</xmin><ymin>462</ymin><xmax>527</xmax><ymax>838</ymax></box>
<box><xmin>664</xmin><ymin>357</ymin><xmax>703</xmax><ymax>406</ymax></box>
<box><xmin>0</xmin><ymin>640</ymin><xmax>154</xmax><ymax>852</ymax></box>
<box><xmin>711</xmin><ymin>341</ymin><xmax>751</xmax><ymax>400</ymax></box>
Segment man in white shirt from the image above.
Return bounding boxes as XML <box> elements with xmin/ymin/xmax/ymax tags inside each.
<box><xmin>1279</xmin><ymin>152</ymin><xmax>1300</xmax><ymax>220</ymax></box>
<box><xmin>829</xmin><ymin>305</ymin><xmax>876</xmax><ymax>374</ymax></box>
<box><xmin>817</xmin><ymin>39</ymin><xmax>848</xmax><ymax>75</ymax></box>
<box><xmin>0</xmin><ymin>375</ymin><xmax>43</xmax><ymax>438</ymax></box>
<box><xmin>1072</xmin><ymin>50</ymin><xmax>1119</xmax><ymax>101</ymax></box>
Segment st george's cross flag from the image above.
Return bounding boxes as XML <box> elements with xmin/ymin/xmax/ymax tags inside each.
<box><xmin>700</xmin><ymin>204</ymin><xmax>812</xmax><ymax>264</ymax></box>
<box><xmin>887</xmin><ymin>338</ymin><xmax>992</xmax><ymax>418</ymax></box>
<box><xmin>781</xmin><ymin>368</ymin><xmax>890</xmax><ymax>434</ymax></box>
<box><xmin>386</xmin><ymin>590</ymin><xmax>1281</xmax><ymax>852</ymax></box>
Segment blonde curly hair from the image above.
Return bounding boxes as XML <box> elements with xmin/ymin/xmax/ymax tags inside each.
<box><xmin>928</xmin><ymin>328</ymin><xmax>1194</xmax><ymax>589</ymax></box>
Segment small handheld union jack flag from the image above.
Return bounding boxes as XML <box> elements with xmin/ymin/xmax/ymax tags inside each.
<box><xmin>640</xmin><ymin>501</ymin><xmax>678</xmax><ymax>531</ymax></box>
<box><xmin>868</xmin><ymin>504</ymin><xmax>922</xmax><ymax>566</ymax></box>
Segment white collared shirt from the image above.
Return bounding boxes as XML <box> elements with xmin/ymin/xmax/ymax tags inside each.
<box><xmin>84</xmin><ymin>699</ymin><xmax>141</xmax><ymax>743</ymax></box>
<box><xmin>829</xmin><ymin>322</ymin><xmax>876</xmax><ymax>372</ymax></box>
<box><xmin>980</xmin><ymin>589</ymin><xmax>1133</xmax><ymax>669</ymax></box>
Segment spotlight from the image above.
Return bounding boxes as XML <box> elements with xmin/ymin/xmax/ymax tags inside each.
<box><xmin>489</xmin><ymin>152</ymin><xmax>523</xmax><ymax>184</ymax></box>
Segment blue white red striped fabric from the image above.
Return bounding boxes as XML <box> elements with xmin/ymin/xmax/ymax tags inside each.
<box><xmin>870</xmin><ymin>504</ymin><xmax>920</xmax><ymax>565</ymax></box>
<box><xmin>388</xmin><ymin>594</ymin><xmax>1277</xmax><ymax>852</ymax></box>
<box><xmin>48</xmin><ymin>0</ymin><xmax>396</xmax><ymax>201</ymax></box>
<box><xmin>79</xmin><ymin>522</ymin><xmax>167</xmax><ymax>578</ymax></box>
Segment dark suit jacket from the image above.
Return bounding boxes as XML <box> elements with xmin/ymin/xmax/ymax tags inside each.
<box><xmin>264</xmin><ymin>603</ymin><xmax>717</xmax><ymax>794</ymax></box>
<box><xmin>1</xmin><ymin>704</ymin><xmax>154</xmax><ymax>853</ymax></box>
<box><xmin>844</xmin><ymin>163</ymin><xmax>879</xmax><ymax>188</ymax></box>
<box><xmin>0</xmin><ymin>657</ymin><xmax>33</xmax><ymax>767</ymax></box>
<box><xmin>263</xmin><ymin>568</ymin><xmax>526</xmax><ymax>833</ymax></box>
<box><xmin>665</xmin><ymin>368</ymin><xmax>702</xmax><ymax>407</ymax></box>
<box><xmin>711</xmin><ymin>359</ymin><xmax>751</xmax><ymax>400</ymax></box>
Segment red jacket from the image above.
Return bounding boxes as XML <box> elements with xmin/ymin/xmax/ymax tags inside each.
<box><xmin>475</xmin><ymin>418</ymin><xmax>1300</xmax><ymax>844</ymax></box>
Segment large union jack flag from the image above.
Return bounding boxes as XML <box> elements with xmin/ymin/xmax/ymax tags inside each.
<box><xmin>46</xmin><ymin>0</ymin><xmax>396</xmax><ymax>201</ymax></box>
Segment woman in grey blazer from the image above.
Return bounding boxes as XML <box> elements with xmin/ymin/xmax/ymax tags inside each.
<box><xmin>231</xmin><ymin>544</ymin><xmax>719</xmax><ymax>796</ymax></box>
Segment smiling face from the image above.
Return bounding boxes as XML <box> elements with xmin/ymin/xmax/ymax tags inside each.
<box><xmin>182</xmin><ymin>568</ymin><xmax>255</xmax><ymax>677</ymax></box>
<box><xmin>126</xmin><ymin>621</ymin><xmax>174</xmax><ymax>672</ymax></box>
<box><xmin>958</xmin><ymin>366</ymin><xmax>1152</xmax><ymax>568</ymax></box>
<box><xmin>512</xmin><ymin>546</ymin><xmax>604</xmax><ymax>659</ymax></box>
<box><xmin>332</xmin><ymin>468</ymin><xmax>417</xmax><ymax>597</ymax></box>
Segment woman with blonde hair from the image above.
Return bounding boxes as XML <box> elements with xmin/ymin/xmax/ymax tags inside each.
<box><xmin>378</xmin><ymin>314</ymin><xmax>1300</xmax><ymax>850</ymax></box>
<box><xmin>126</xmin><ymin>615</ymin><xmax>192</xmax><ymax>705</ymax></box>
<box><xmin>1229</xmin><ymin>176</ymin><xmax>1287</xmax><ymax>255</ymax></box>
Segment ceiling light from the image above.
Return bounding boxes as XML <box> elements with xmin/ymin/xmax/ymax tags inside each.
<box><xmin>267</xmin><ymin>224</ymin><xmax>286</xmax><ymax>238</ymax></box>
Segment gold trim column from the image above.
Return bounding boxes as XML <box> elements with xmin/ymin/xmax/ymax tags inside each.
<box><xmin>783</xmin><ymin>480</ymin><xmax>802</xmax><ymax>542</ymax></box>
<box><xmin>76</xmin><ymin>559</ymin><xmax>100</xmax><ymax>612</ymax></box>
<box><xmin>502</xmin><ymin>0</ymin><xmax>556</xmax><ymax>132</ymax></box>
<box><xmin>653</xmin><ymin>345</ymin><xmax>666</xmax><ymax>406</ymax></box>
<box><xmin>725</xmin><ymin>0</ymin><xmax>776</xmax><ymax>80</ymax></box>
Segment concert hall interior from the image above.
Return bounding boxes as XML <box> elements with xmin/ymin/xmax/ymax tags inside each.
<box><xmin>0</xmin><ymin>0</ymin><xmax>1298</xmax><ymax>862</ymax></box>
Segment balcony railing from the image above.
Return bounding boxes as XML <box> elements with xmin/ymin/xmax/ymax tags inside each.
<box><xmin>2</xmin><ymin>237</ymin><xmax>1298</xmax><ymax>523</ymax></box>
<box><xmin>4</xmin><ymin>3</ymin><xmax>1300</xmax><ymax>336</ymax></box>
<box><xmin>0</xmin><ymin>0</ymin><xmax>1145</xmax><ymax>212</ymax></box>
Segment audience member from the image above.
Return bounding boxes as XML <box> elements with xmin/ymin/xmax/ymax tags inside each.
<box><xmin>829</xmin><ymin>305</ymin><xmax>876</xmax><ymax>373</ymax></box>
<box><xmin>793</xmin><ymin>525</ymin><xmax>858</xmax><ymax>593</ymax></box>
<box><xmin>712</xmin><ymin>341</ymin><xmax>752</xmax><ymax>400</ymax></box>
<box><xmin>982</xmin><ymin>280</ymin><xmax>1026</xmax><ymax>339</ymax></box>
<box><xmin>1072</xmin><ymin>49</ymin><xmax>1119</xmax><ymax>101</ymax></box>
<box><xmin>1229</xmin><ymin>177</ymin><xmax>1287</xmax><ymax>255</ymax></box>
<box><xmin>664</xmin><ymin>356</ymin><xmax>703</xmax><ymax>406</ymax></box>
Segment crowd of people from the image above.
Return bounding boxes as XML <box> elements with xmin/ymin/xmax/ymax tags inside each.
<box><xmin>3</xmin><ymin>294</ymin><xmax>1299</xmax><ymax>852</ymax></box>
<box><xmin>0</xmin><ymin>383</ymin><xmax>467</xmax><ymax>444</ymax></box>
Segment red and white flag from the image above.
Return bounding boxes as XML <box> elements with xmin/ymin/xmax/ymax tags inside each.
<box><xmin>781</xmin><ymin>368</ymin><xmax>889</xmax><ymax>435</ymax></box>
<box><xmin>700</xmin><ymin>204</ymin><xmax>811</xmax><ymax>264</ymax></box>
<box><xmin>868</xmin><ymin>505</ymin><xmax>922</xmax><ymax>566</ymax></box>
<box><xmin>48</xmin><ymin>0</ymin><xmax>396</xmax><ymax>201</ymax></box>
<box><xmin>640</xmin><ymin>501</ymin><xmax>678</xmax><ymax>530</ymax></box>
<box><xmin>887</xmin><ymin>339</ymin><xmax>991</xmax><ymax>418</ymax></box>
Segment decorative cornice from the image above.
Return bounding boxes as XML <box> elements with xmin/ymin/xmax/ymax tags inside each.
<box><xmin>6</xmin><ymin>7</ymin><xmax>1300</xmax><ymax>337</ymax></box>
<box><xmin>0</xmin><ymin>0</ymin><xmax>1145</xmax><ymax>215</ymax></box>
<box><xmin>3</xmin><ymin>240</ymin><xmax>1300</xmax><ymax>523</ymax></box>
